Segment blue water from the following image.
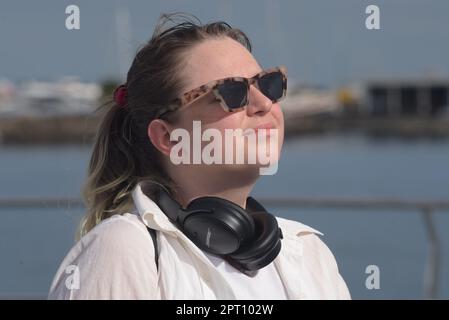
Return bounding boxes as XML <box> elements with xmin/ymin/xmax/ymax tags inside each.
<box><xmin>1</xmin><ymin>134</ymin><xmax>449</xmax><ymax>299</ymax></box>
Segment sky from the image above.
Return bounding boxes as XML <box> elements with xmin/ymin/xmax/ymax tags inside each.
<box><xmin>0</xmin><ymin>0</ymin><xmax>448</xmax><ymax>88</ymax></box>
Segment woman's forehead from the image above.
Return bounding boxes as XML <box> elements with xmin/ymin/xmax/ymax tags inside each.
<box><xmin>181</xmin><ymin>38</ymin><xmax>262</xmax><ymax>90</ymax></box>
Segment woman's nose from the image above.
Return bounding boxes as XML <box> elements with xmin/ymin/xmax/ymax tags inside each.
<box><xmin>245</xmin><ymin>84</ymin><xmax>273</xmax><ymax>116</ymax></box>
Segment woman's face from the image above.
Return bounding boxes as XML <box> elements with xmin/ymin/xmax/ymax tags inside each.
<box><xmin>163</xmin><ymin>37</ymin><xmax>284</xmax><ymax>178</ymax></box>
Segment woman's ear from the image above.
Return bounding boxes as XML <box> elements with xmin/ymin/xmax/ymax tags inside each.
<box><xmin>148</xmin><ymin>119</ymin><xmax>175</xmax><ymax>156</ymax></box>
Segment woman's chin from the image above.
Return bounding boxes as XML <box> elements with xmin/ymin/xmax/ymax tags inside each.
<box><xmin>217</xmin><ymin>160</ymin><xmax>280</xmax><ymax>178</ymax></box>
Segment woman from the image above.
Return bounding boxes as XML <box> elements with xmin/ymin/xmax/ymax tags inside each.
<box><xmin>48</xmin><ymin>13</ymin><xmax>350</xmax><ymax>300</ymax></box>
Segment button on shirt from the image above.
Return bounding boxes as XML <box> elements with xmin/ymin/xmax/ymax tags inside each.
<box><xmin>48</xmin><ymin>182</ymin><xmax>351</xmax><ymax>300</ymax></box>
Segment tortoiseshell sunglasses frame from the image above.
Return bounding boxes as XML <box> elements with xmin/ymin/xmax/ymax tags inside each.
<box><xmin>156</xmin><ymin>65</ymin><xmax>287</xmax><ymax>118</ymax></box>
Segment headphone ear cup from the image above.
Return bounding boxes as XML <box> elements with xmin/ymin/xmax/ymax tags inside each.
<box><xmin>228</xmin><ymin>212</ymin><xmax>282</xmax><ymax>271</ymax></box>
<box><xmin>155</xmin><ymin>186</ymin><xmax>282</xmax><ymax>270</ymax></box>
<box><xmin>185</xmin><ymin>197</ymin><xmax>256</xmax><ymax>250</ymax></box>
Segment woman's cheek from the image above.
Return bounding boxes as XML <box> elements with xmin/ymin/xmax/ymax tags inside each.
<box><xmin>272</xmin><ymin>104</ymin><xmax>285</xmax><ymax>155</ymax></box>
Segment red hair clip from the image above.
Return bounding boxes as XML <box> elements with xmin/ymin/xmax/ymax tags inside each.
<box><xmin>113</xmin><ymin>84</ymin><xmax>128</xmax><ymax>108</ymax></box>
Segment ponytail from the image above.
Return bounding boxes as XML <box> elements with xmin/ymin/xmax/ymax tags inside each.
<box><xmin>77</xmin><ymin>101</ymin><xmax>136</xmax><ymax>240</ymax></box>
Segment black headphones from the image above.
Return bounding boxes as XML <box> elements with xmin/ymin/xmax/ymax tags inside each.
<box><xmin>154</xmin><ymin>188</ymin><xmax>283</xmax><ymax>273</ymax></box>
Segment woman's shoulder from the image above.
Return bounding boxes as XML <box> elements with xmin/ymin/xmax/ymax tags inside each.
<box><xmin>275</xmin><ymin>216</ymin><xmax>351</xmax><ymax>299</ymax></box>
<box><xmin>81</xmin><ymin>213</ymin><xmax>151</xmax><ymax>246</ymax></box>
<box><xmin>48</xmin><ymin>213</ymin><xmax>157</xmax><ymax>299</ymax></box>
<box><xmin>275</xmin><ymin>216</ymin><xmax>339</xmax><ymax>270</ymax></box>
<box><xmin>277</xmin><ymin>216</ymin><xmax>346</xmax><ymax>276</ymax></box>
<box><xmin>63</xmin><ymin>213</ymin><xmax>154</xmax><ymax>266</ymax></box>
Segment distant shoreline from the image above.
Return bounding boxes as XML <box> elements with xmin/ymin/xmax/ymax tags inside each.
<box><xmin>283</xmin><ymin>114</ymin><xmax>449</xmax><ymax>141</ymax></box>
<box><xmin>1</xmin><ymin>114</ymin><xmax>449</xmax><ymax>145</ymax></box>
<box><xmin>0</xmin><ymin>115</ymin><xmax>98</xmax><ymax>145</ymax></box>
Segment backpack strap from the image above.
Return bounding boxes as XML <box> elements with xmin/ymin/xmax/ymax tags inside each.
<box><xmin>146</xmin><ymin>227</ymin><xmax>159</xmax><ymax>270</ymax></box>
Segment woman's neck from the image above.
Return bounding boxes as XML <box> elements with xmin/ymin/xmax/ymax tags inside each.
<box><xmin>170</xmin><ymin>168</ymin><xmax>259</xmax><ymax>209</ymax></box>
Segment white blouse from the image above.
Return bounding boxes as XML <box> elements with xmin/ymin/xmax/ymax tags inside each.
<box><xmin>203</xmin><ymin>252</ymin><xmax>288</xmax><ymax>299</ymax></box>
<box><xmin>48</xmin><ymin>182</ymin><xmax>351</xmax><ymax>300</ymax></box>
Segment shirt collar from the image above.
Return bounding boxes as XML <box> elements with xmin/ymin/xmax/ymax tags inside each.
<box><xmin>276</xmin><ymin>216</ymin><xmax>323</xmax><ymax>237</ymax></box>
<box><xmin>131</xmin><ymin>181</ymin><xmax>179</xmax><ymax>235</ymax></box>
<box><xmin>131</xmin><ymin>181</ymin><xmax>323</xmax><ymax>238</ymax></box>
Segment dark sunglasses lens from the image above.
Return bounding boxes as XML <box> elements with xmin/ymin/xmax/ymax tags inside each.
<box><xmin>217</xmin><ymin>80</ymin><xmax>248</xmax><ymax>109</ymax></box>
<box><xmin>258</xmin><ymin>71</ymin><xmax>285</xmax><ymax>101</ymax></box>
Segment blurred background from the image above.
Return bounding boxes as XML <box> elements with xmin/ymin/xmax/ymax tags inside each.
<box><xmin>1</xmin><ymin>0</ymin><xmax>449</xmax><ymax>299</ymax></box>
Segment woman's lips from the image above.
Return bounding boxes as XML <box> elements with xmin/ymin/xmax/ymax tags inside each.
<box><xmin>254</xmin><ymin>122</ymin><xmax>274</xmax><ymax>130</ymax></box>
<box><xmin>243</xmin><ymin>122</ymin><xmax>276</xmax><ymax>136</ymax></box>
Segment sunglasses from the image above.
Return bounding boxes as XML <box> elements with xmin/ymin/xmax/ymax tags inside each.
<box><xmin>156</xmin><ymin>65</ymin><xmax>287</xmax><ymax>118</ymax></box>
